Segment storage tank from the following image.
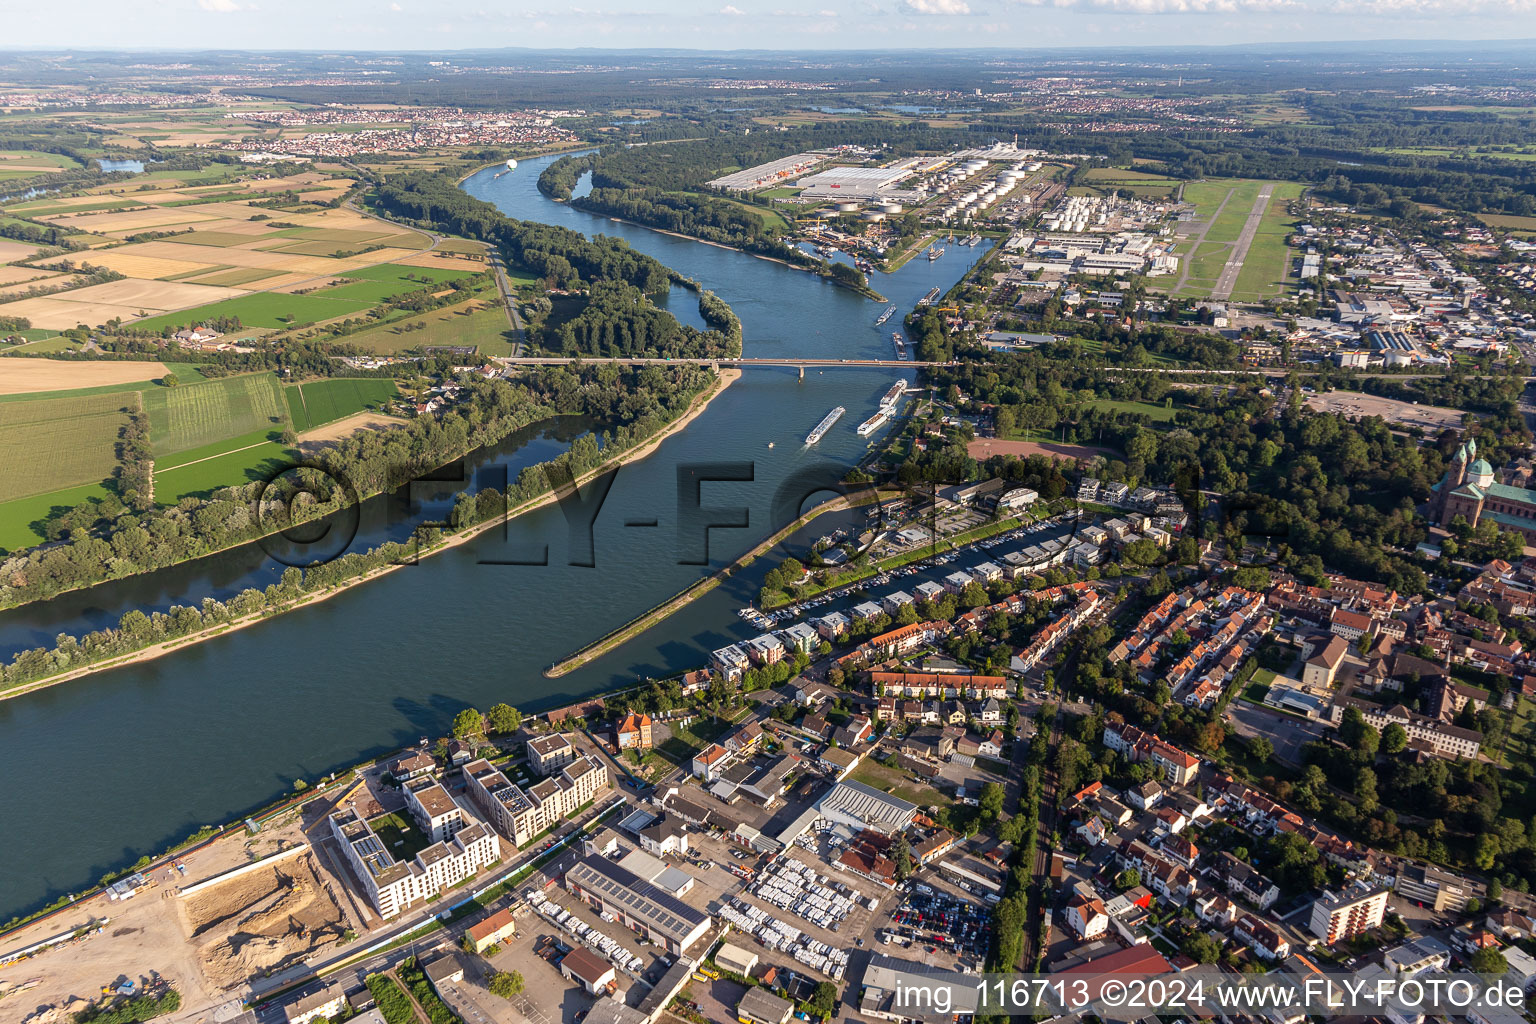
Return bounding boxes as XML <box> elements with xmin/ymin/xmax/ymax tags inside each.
<box><xmin>878</xmin><ymin>202</ymin><xmax>902</xmax><ymax>214</ymax></box>
<box><xmin>861</xmin><ymin>210</ymin><xmax>886</xmax><ymax>222</ymax></box>
<box><xmin>834</xmin><ymin>200</ymin><xmax>859</xmax><ymax>212</ymax></box>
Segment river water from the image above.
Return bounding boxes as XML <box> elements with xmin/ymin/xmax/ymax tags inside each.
<box><xmin>0</xmin><ymin>153</ymin><xmax>992</xmax><ymax>922</ymax></box>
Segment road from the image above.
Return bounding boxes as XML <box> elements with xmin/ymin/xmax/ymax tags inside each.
<box><xmin>486</xmin><ymin>249</ymin><xmax>528</xmax><ymax>356</ymax></box>
<box><xmin>493</xmin><ymin>356</ymin><xmax>943</xmax><ymax>369</ymax></box>
<box><xmin>1211</xmin><ymin>184</ymin><xmax>1275</xmax><ymax>301</ymax></box>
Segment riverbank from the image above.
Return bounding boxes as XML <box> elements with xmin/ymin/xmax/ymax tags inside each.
<box><xmin>552</xmin><ymin>199</ymin><xmax>889</xmax><ymax>303</ymax></box>
<box><xmin>0</xmin><ymin>369</ymin><xmax>739</xmax><ymax>703</ymax></box>
<box><xmin>547</xmin><ymin>483</ymin><xmax>894</xmax><ymax>677</ymax></box>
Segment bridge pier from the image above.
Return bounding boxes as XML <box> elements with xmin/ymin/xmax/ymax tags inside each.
<box><xmin>798</xmin><ymin>366</ymin><xmax>805</xmax><ymax>382</ymax></box>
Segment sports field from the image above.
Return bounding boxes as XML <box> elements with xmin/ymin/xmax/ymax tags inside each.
<box><xmin>284</xmin><ymin>378</ymin><xmax>399</xmax><ymax>432</ymax></box>
<box><xmin>142</xmin><ymin>373</ymin><xmax>288</xmax><ymax>456</ymax></box>
<box><xmin>0</xmin><ymin>392</ymin><xmax>133</xmax><ymax>502</ymax></box>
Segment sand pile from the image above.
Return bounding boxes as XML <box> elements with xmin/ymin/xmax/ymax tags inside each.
<box><xmin>182</xmin><ymin>854</ymin><xmax>347</xmax><ymax>990</ymax></box>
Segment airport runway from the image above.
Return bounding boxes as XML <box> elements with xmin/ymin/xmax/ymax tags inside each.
<box><xmin>1212</xmin><ymin>183</ymin><xmax>1274</xmax><ymax>301</ymax></box>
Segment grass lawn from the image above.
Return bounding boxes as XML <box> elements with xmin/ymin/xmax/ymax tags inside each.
<box><xmin>0</xmin><ymin>392</ymin><xmax>133</xmax><ymax>502</ymax></box>
<box><xmin>0</xmin><ymin>479</ymin><xmax>117</xmax><ymax>553</ymax></box>
<box><xmin>850</xmin><ymin>758</ymin><xmax>945</xmax><ymax>807</ymax></box>
<box><xmin>129</xmin><ymin>291</ymin><xmax>376</xmax><ymax>333</ymax></box>
<box><xmin>142</xmin><ymin>371</ymin><xmax>288</xmax><ymax>457</ymax></box>
<box><xmin>285</xmin><ymin>377</ymin><xmax>399</xmax><ymax>432</ymax></box>
<box><xmin>1083</xmin><ymin>399</ymin><xmax>1180</xmax><ymax>422</ymax></box>
<box><xmin>369</xmin><ymin>812</ymin><xmax>433</xmax><ymax>862</ymax></box>
<box><xmin>655</xmin><ymin>713</ymin><xmax>739</xmax><ymax>765</ymax></box>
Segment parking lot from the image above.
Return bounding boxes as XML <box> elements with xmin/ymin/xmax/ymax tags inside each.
<box><xmin>882</xmin><ymin>889</ymin><xmax>993</xmax><ymax>970</ymax></box>
<box><xmin>722</xmin><ymin>847</ymin><xmax>885</xmax><ymax>979</ymax></box>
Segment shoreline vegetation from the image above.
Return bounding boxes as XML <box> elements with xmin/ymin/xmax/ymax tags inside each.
<box><xmin>0</xmin><ymin>369</ymin><xmax>738</xmax><ymax>704</ymax></box>
<box><xmin>0</xmin><ymin>165</ymin><xmax>745</xmax><ymax>614</ymax></box>
<box><xmin>532</xmin><ymin>153</ymin><xmax>887</xmax><ymax>302</ymax></box>
<box><xmin>545</xmin><ymin>484</ymin><xmax>890</xmax><ymax>677</ymax></box>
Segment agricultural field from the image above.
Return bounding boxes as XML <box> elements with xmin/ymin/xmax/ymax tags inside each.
<box><xmin>342</xmin><ymin>299</ymin><xmax>516</xmax><ymax>356</ymax></box>
<box><xmin>152</xmin><ymin>436</ymin><xmax>299</xmax><ymax>505</ymax></box>
<box><xmin>129</xmin><ymin>290</ymin><xmax>376</xmax><ymax>333</ymax></box>
<box><xmin>0</xmin><ymin>150</ymin><xmax>80</xmax><ymax>182</ymax></box>
<box><xmin>0</xmin><ymin>167</ymin><xmax>438</xmax><ymax>333</ymax></box>
<box><xmin>0</xmin><ymin>356</ymin><xmax>173</xmax><ymax>396</ymax></box>
<box><xmin>284</xmin><ymin>377</ymin><xmax>399</xmax><ymax>433</ymax></box>
<box><xmin>0</xmin><ymin>391</ymin><xmax>133</xmax><ymax>503</ymax></box>
<box><xmin>0</xmin><ymin>480</ymin><xmax>122</xmax><ymax>553</ymax></box>
<box><xmin>142</xmin><ymin>372</ymin><xmax>288</xmax><ymax>456</ymax></box>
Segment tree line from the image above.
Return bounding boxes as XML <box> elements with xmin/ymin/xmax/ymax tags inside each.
<box><xmin>0</xmin><ymin>364</ymin><xmax>718</xmax><ymax>689</ymax></box>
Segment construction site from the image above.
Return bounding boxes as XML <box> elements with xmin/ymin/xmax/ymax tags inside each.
<box><xmin>180</xmin><ymin>851</ymin><xmax>351</xmax><ymax>992</ymax></box>
<box><xmin>0</xmin><ymin>795</ymin><xmax>369</xmax><ymax>1024</ymax></box>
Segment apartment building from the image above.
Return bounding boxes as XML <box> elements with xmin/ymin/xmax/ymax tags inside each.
<box><xmin>462</xmin><ymin>754</ymin><xmax>608</xmax><ymax>848</ymax></box>
<box><xmin>1309</xmin><ymin>886</ymin><xmax>1390</xmax><ymax>945</ymax></box>
<box><xmin>329</xmin><ymin>806</ymin><xmax>499</xmax><ymax>919</ymax></box>
<box><xmin>404</xmin><ymin>779</ymin><xmax>466</xmax><ymax>844</ymax></box>
<box><xmin>527</xmin><ymin>733</ymin><xmax>578</xmax><ymax>776</ymax></box>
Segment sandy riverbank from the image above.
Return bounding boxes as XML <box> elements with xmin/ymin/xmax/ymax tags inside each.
<box><xmin>0</xmin><ymin>369</ymin><xmax>739</xmax><ymax>703</ymax></box>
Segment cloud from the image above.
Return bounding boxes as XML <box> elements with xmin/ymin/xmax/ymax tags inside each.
<box><xmin>1010</xmin><ymin>0</ymin><xmax>1297</xmax><ymax>11</ymax></box>
<box><xmin>899</xmin><ymin>0</ymin><xmax>972</xmax><ymax>12</ymax></box>
<box><xmin>720</xmin><ymin>3</ymin><xmax>745</xmax><ymax>10</ymax></box>
<box><xmin>195</xmin><ymin>0</ymin><xmax>242</xmax><ymax>10</ymax></box>
<box><xmin>1330</xmin><ymin>0</ymin><xmax>1534</xmax><ymax>12</ymax></box>
<box><xmin>389</xmin><ymin>2</ymin><xmax>402</xmax><ymax>9</ymax></box>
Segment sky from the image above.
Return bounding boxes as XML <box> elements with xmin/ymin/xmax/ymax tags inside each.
<box><xmin>3</xmin><ymin>0</ymin><xmax>1533</xmax><ymax>51</ymax></box>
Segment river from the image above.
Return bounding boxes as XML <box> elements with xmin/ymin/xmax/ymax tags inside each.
<box><xmin>0</xmin><ymin>152</ymin><xmax>992</xmax><ymax>923</ymax></box>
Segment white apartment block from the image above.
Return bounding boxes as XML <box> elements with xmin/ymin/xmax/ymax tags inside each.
<box><xmin>463</xmin><ymin>754</ymin><xmax>608</xmax><ymax>847</ymax></box>
<box><xmin>329</xmin><ymin>807</ymin><xmax>498</xmax><ymax>919</ymax></box>
<box><xmin>526</xmin><ymin>733</ymin><xmax>577</xmax><ymax>776</ymax></box>
<box><xmin>404</xmin><ymin>779</ymin><xmax>466</xmax><ymax>843</ymax></box>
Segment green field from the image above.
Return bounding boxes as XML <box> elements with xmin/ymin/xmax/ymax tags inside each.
<box><xmin>1229</xmin><ymin>183</ymin><xmax>1307</xmax><ymax>302</ymax></box>
<box><xmin>152</xmin><ymin>438</ymin><xmax>299</xmax><ymax>504</ymax></box>
<box><xmin>285</xmin><ymin>377</ymin><xmax>399</xmax><ymax>432</ymax></box>
<box><xmin>142</xmin><ymin>372</ymin><xmax>288</xmax><ymax>457</ymax></box>
<box><xmin>1174</xmin><ymin>178</ymin><xmax>1304</xmax><ymax>300</ymax></box>
<box><xmin>342</xmin><ymin>299</ymin><xmax>517</xmax><ymax>356</ymax></box>
<box><xmin>1084</xmin><ymin>398</ymin><xmax>1181</xmax><ymax>422</ymax></box>
<box><xmin>334</xmin><ymin>264</ymin><xmax>483</xmax><ymax>287</ymax></box>
<box><xmin>129</xmin><ymin>291</ymin><xmax>376</xmax><ymax>333</ymax></box>
<box><xmin>0</xmin><ymin>392</ymin><xmax>133</xmax><ymax>502</ymax></box>
<box><xmin>0</xmin><ymin>480</ymin><xmax>116</xmax><ymax>553</ymax></box>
